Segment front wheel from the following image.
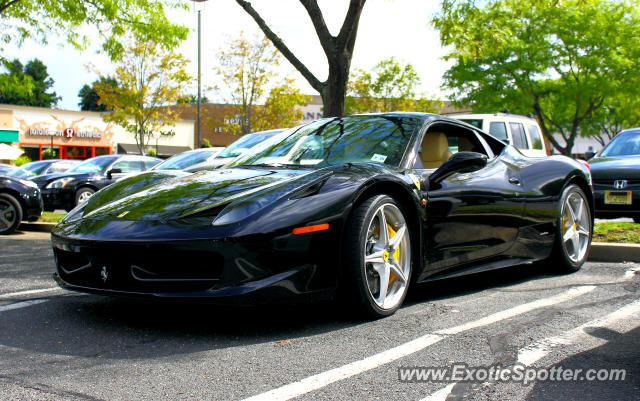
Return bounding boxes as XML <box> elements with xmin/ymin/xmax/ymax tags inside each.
<box><xmin>343</xmin><ymin>195</ymin><xmax>412</xmax><ymax>318</ymax></box>
<box><xmin>549</xmin><ymin>184</ymin><xmax>592</xmax><ymax>273</ymax></box>
<box><xmin>75</xmin><ymin>187</ymin><xmax>95</xmax><ymax>206</ymax></box>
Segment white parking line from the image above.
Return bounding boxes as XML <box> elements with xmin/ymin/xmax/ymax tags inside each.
<box><xmin>0</xmin><ymin>299</ymin><xmax>48</xmax><ymax>313</ymax></box>
<box><xmin>0</xmin><ymin>287</ymin><xmax>61</xmax><ymax>299</ymax></box>
<box><xmin>517</xmin><ymin>298</ymin><xmax>640</xmax><ymax>366</ymax></box>
<box><xmin>418</xmin><ymin>266</ymin><xmax>640</xmax><ymax>401</ymax></box>
<box><xmin>241</xmin><ymin>285</ymin><xmax>594</xmax><ymax>401</ymax></box>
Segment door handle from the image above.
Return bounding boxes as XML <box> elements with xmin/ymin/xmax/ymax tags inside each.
<box><xmin>508</xmin><ymin>176</ymin><xmax>520</xmax><ymax>185</ymax></box>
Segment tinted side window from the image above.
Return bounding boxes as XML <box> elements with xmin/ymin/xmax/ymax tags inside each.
<box><xmin>527</xmin><ymin>124</ymin><xmax>543</xmax><ymax>150</ymax></box>
<box><xmin>112</xmin><ymin>160</ymin><xmax>143</xmax><ymax>173</ymax></box>
<box><xmin>144</xmin><ymin>159</ymin><xmax>160</xmax><ymax>170</ymax></box>
<box><xmin>489</xmin><ymin>122</ymin><xmax>508</xmax><ymax>142</ymax></box>
<box><xmin>459</xmin><ymin>119</ymin><xmax>483</xmax><ymax>129</ymax></box>
<box><xmin>509</xmin><ymin>122</ymin><xmax>529</xmax><ymax>150</ymax></box>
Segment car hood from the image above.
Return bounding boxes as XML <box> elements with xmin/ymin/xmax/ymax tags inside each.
<box><xmin>589</xmin><ymin>156</ymin><xmax>640</xmax><ymax>179</ymax></box>
<box><xmin>81</xmin><ymin>166</ymin><xmax>330</xmax><ymax>222</ymax></box>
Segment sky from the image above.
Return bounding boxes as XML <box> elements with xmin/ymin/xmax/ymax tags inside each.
<box><xmin>3</xmin><ymin>0</ymin><xmax>452</xmax><ymax>111</ymax></box>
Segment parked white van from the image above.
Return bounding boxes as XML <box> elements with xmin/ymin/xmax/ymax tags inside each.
<box><xmin>453</xmin><ymin>113</ymin><xmax>548</xmax><ymax>157</ymax></box>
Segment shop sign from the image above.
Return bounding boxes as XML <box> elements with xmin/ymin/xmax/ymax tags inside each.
<box><xmin>28</xmin><ymin>128</ymin><xmax>103</xmax><ymax>139</ymax></box>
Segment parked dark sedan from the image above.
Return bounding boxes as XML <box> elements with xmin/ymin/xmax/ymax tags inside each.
<box><xmin>589</xmin><ymin>128</ymin><xmax>640</xmax><ymax>223</ymax></box>
<box><xmin>32</xmin><ymin>155</ymin><xmax>161</xmax><ymax>211</ymax></box>
<box><xmin>0</xmin><ymin>174</ymin><xmax>43</xmax><ymax>234</ymax></box>
<box><xmin>51</xmin><ymin>113</ymin><xmax>593</xmax><ymax>318</ymax></box>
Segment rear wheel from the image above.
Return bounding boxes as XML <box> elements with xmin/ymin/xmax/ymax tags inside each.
<box><xmin>0</xmin><ymin>193</ymin><xmax>23</xmax><ymax>235</ymax></box>
<box><xmin>343</xmin><ymin>195</ymin><xmax>412</xmax><ymax>318</ymax></box>
<box><xmin>550</xmin><ymin>185</ymin><xmax>592</xmax><ymax>272</ymax></box>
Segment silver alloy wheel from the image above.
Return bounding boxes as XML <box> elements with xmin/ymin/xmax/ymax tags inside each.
<box><xmin>78</xmin><ymin>190</ymin><xmax>93</xmax><ymax>203</ymax></box>
<box><xmin>363</xmin><ymin>203</ymin><xmax>411</xmax><ymax>310</ymax></box>
<box><xmin>561</xmin><ymin>191</ymin><xmax>590</xmax><ymax>263</ymax></box>
<box><xmin>0</xmin><ymin>198</ymin><xmax>17</xmax><ymax>230</ymax></box>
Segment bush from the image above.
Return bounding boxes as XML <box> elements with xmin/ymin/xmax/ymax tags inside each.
<box><xmin>14</xmin><ymin>155</ymin><xmax>32</xmax><ymax>166</ymax></box>
<box><xmin>41</xmin><ymin>148</ymin><xmax>56</xmax><ymax>159</ymax></box>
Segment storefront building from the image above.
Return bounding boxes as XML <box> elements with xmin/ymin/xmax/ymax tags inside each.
<box><xmin>0</xmin><ymin>104</ymin><xmax>195</xmax><ymax>161</ymax></box>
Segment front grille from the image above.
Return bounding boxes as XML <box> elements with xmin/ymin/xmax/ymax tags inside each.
<box><xmin>54</xmin><ymin>244</ymin><xmax>224</xmax><ymax>293</ymax></box>
<box><xmin>593</xmin><ymin>179</ymin><xmax>640</xmax><ymax>187</ymax></box>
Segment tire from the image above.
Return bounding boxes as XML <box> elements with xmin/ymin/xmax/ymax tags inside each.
<box><xmin>0</xmin><ymin>193</ymin><xmax>23</xmax><ymax>235</ymax></box>
<box><xmin>75</xmin><ymin>187</ymin><xmax>95</xmax><ymax>206</ymax></box>
<box><xmin>343</xmin><ymin>195</ymin><xmax>412</xmax><ymax>318</ymax></box>
<box><xmin>549</xmin><ymin>184</ymin><xmax>592</xmax><ymax>273</ymax></box>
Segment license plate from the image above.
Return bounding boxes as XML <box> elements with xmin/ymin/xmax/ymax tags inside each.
<box><xmin>604</xmin><ymin>191</ymin><xmax>632</xmax><ymax>205</ymax></box>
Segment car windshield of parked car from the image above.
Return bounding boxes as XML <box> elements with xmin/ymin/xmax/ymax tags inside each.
<box><xmin>228</xmin><ymin>116</ymin><xmax>420</xmax><ymax>168</ymax></box>
<box><xmin>153</xmin><ymin>151</ymin><xmax>214</xmax><ymax>170</ymax></box>
<box><xmin>11</xmin><ymin>161</ymin><xmax>50</xmax><ymax>178</ymax></box>
<box><xmin>600</xmin><ymin>133</ymin><xmax>640</xmax><ymax>157</ymax></box>
<box><xmin>67</xmin><ymin>156</ymin><xmax>119</xmax><ymax>174</ymax></box>
<box><xmin>217</xmin><ymin>131</ymin><xmax>281</xmax><ymax>159</ymax></box>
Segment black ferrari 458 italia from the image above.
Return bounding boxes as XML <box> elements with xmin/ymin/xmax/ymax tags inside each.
<box><xmin>51</xmin><ymin>113</ymin><xmax>593</xmax><ymax>318</ymax></box>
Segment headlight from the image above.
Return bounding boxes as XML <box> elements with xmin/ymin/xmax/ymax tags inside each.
<box><xmin>19</xmin><ymin>179</ymin><xmax>39</xmax><ymax>189</ymax></box>
<box><xmin>46</xmin><ymin>178</ymin><xmax>74</xmax><ymax>189</ymax></box>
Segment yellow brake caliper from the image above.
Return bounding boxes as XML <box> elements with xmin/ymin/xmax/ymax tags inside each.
<box><xmin>387</xmin><ymin>224</ymin><xmax>400</xmax><ymax>285</ymax></box>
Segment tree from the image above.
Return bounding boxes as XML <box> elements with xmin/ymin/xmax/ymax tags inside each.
<box><xmin>0</xmin><ymin>0</ymin><xmax>188</xmax><ymax>61</ymax></box>
<box><xmin>175</xmin><ymin>93</ymin><xmax>210</xmax><ymax>105</ymax></box>
<box><xmin>94</xmin><ymin>36</ymin><xmax>192</xmax><ymax>156</ymax></box>
<box><xmin>235</xmin><ymin>0</ymin><xmax>367</xmax><ymax>117</ymax></box>
<box><xmin>432</xmin><ymin>0</ymin><xmax>640</xmax><ymax>155</ymax></box>
<box><xmin>216</xmin><ymin>32</ymin><xmax>280</xmax><ymax>135</ymax></box>
<box><xmin>582</xmin><ymin>92</ymin><xmax>640</xmax><ymax>147</ymax></box>
<box><xmin>255</xmin><ymin>78</ymin><xmax>311</xmax><ymax>131</ymax></box>
<box><xmin>0</xmin><ymin>58</ymin><xmax>60</xmax><ymax>107</ymax></box>
<box><xmin>78</xmin><ymin>77</ymin><xmax>118</xmax><ymax>111</ymax></box>
<box><xmin>345</xmin><ymin>57</ymin><xmax>442</xmax><ymax>115</ymax></box>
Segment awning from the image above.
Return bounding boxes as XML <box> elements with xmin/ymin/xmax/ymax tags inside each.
<box><xmin>117</xmin><ymin>143</ymin><xmax>192</xmax><ymax>158</ymax></box>
<box><xmin>0</xmin><ymin>129</ymin><xmax>19</xmax><ymax>143</ymax></box>
<box><xmin>0</xmin><ymin>143</ymin><xmax>24</xmax><ymax>160</ymax></box>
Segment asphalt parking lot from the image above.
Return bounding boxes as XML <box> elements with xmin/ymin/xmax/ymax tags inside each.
<box><xmin>1</xmin><ymin>230</ymin><xmax>639</xmax><ymax>400</ymax></box>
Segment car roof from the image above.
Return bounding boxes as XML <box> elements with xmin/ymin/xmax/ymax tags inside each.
<box><xmin>451</xmin><ymin>112</ymin><xmax>538</xmax><ymax>122</ymax></box>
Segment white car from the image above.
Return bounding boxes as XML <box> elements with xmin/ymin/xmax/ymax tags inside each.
<box><xmin>453</xmin><ymin>113</ymin><xmax>547</xmax><ymax>157</ymax></box>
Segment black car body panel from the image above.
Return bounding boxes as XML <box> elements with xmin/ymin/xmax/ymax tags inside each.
<box><xmin>51</xmin><ymin>113</ymin><xmax>592</xmax><ymax>302</ymax></box>
<box><xmin>589</xmin><ymin>128</ymin><xmax>640</xmax><ymax>219</ymax></box>
<box><xmin>0</xmin><ymin>174</ymin><xmax>43</xmax><ymax>222</ymax></box>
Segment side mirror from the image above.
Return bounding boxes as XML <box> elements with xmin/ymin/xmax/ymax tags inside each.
<box><xmin>584</xmin><ymin>151</ymin><xmax>595</xmax><ymax>160</ymax></box>
<box><xmin>429</xmin><ymin>152</ymin><xmax>488</xmax><ymax>186</ymax></box>
<box><xmin>106</xmin><ymin>168</ymin><xmax>122</xmax><ymax>179</ymax></box>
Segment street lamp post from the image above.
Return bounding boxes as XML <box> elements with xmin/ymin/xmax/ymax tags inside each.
<box><xmin>191</xmin><ymin>0</ymin><xmax>208</xmax><ymax>149</ymax></box>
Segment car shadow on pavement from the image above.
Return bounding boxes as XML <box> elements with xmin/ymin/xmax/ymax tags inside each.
<box><xmin>526</xmin><ymin>325</ymin><xmax>640</xmax><ymax>401</ymax></box>
<box><xmin>0</xmin><ymin>261</ymin><xmax>555</xmax><ymax>360</ymax></box>
<box><xmin>406</xmin><ymin>261</ymin><xmax>555</xmax><ymax>305</ymax></box>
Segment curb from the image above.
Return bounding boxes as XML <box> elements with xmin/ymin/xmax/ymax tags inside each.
<box><xmin>589</xmin><ymin>242</ymin><xmax>640</xmax><ymax>263</ymax></box>
<box><xmin>19</xmin><ymin>222</ymin><xmax>56</xmax><ymax>233</ymax></box>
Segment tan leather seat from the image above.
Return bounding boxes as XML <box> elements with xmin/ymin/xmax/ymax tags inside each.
<box><xmin>421</xmin><ymin>132</ymin><xmax>452</xmax><ymax>169</ymax></box>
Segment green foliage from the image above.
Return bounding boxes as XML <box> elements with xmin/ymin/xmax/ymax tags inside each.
<box><xmin>594</xmin><ymin>221</ymin><xmax>640</xmax><ymax>243</ymax></box>
<box><xmin>175</xmin><ymin>93</ymin><xmax>210</xmax><ymax>105</ymax></box>
<box><xmin>14</xmin><ymin>155</ymin><xmax>31</xmax><ymax>166</ymax></box>
<box><xmin>40</xmin><ymin>211</ymin><xmax>67</xmax><ymax>223</ymax></box>
<box><xmin>0</xmin><ymin>0</ymin><xmax>189</xmax><ymax>61</ymax></box>
<box><xmin>147</xmin><ymin>147</ymin><xmax>157</xmax><ymax>157</ymax></box>
<box><xmin>41</xmin><ymin>148</ymin><xmax>56</xmax><ymax>160</ymax></box>
<box><xmin>93</xmin><ymin>35</ymin><xmax>192</xmax><ymax>156</ymax></box>
<box><xmin>345</xmin><ymin>58</ymin><xmax>442</xmax><ymax>115</ymax></box>
<box><xmin>202</xmin><ymin>138</ymin><xmax>214</xmax><ymax>148</ymax></box>
<box><xmin>432</xmin><ymin>0</ymin><xmax>640</xmax><ymax>155</ymax></box>
<box><xmin>256</xmin><ymin>79</ymin><xmax>311</xmax><ymax>131</ymax></box>
<box><xmin>0</xmin><ymin>58</ymin><xmax>60</xmax><ymax>107</ymax></box>
<box><xmin>78</xmin><ymin>77</ymin><xmax>118</xmax><ymax>111</ymax></box>
<box><xmin>216</xmin><ymin>32</ymin><xmax>280</xmax><ymax>135</ymax></box>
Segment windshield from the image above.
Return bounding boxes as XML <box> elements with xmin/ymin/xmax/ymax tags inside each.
<box><xmin>68</xmin><ymin>156</ymin><xmax>118</xmax><ymax>174</ymax></box>
<box><xmin>228</xmin><ymin>116</ymin><xmax>420</xmax><ymax>168</ymax></box>
<box><xmin>600</xmin><ymin>132</ymin><xmax>640</xmax><ymax>157</ymax></box>
<box><xmin>217</xmin><ymin>130</ymin><xmax>283</xmax><ymax>158</ymax></box>
<box><xmin>153</xmin><ymin>151</ymin><xmax>215</xmax><ymax>170</ymax></box>
<box><xmin>11</xmin><ymin>161</ymin><xmax>50</xmax><ymax>178</ymax></box>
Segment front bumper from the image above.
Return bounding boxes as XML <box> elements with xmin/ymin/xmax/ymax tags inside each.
<box><xmin>41</xmin><ymin>187</ymin><xmax>75</xmax><ymax>211</ymax></box>
<box><xmin>51</xmin><ymin>219</ymin><xmax>341</xmax><ymax>303</ymax></box>
<box><xmin>21</xmin><ymin>188</ymin><xmax>43</xmax><ymax>221</ymax></box>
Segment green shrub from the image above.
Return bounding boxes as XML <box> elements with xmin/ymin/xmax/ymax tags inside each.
<box><xmin>14</xmin><ymin>155</ymin><xmax>32</xmax><ymax>166</ymax></box>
